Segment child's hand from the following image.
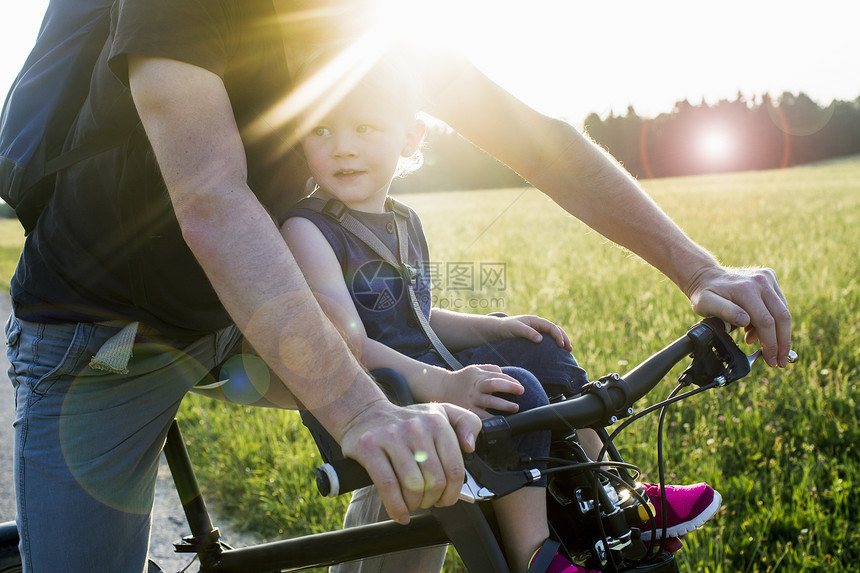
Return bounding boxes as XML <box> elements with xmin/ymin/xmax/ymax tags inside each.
<box><xmin>441</xmin><ymin>365</ymin><xmax>524</xmax><ymax>419</ymax></box>
<box><xmin>494</xmin><ymin>315</ymin><xmax>573</xmax><ymax>351</ymax></box>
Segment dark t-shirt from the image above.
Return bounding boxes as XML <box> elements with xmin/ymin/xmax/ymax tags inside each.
<box><xmin>11</xmin><ymin>0</ymin><xmax>310</xmax><ymax>339</ymax></box>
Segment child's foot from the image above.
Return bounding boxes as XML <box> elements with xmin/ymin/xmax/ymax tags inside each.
<box><xmin>639</xmin><ymin>482</ymin><xmax>722</xmax><ymax>540</ymax></box>
<box><xmin>528</xmin><ymin>540</ymin><xmax>599</xmax><ymax>573</ymax></box>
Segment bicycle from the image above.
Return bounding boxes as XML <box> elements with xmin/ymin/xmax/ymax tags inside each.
<box><xmin>0</xmin><ymin>317</ymin><xmax>795</xmax><ymax>572</ymax></box>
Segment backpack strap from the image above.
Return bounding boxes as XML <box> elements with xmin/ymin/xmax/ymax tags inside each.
<box><xmin>299</xmin><ymin>196</ymin><xmax>463</xmax><ymax>370</ymax></box>
<box><xmin>14</xmin><ymin>123</ymin><xmax>138</xmax><ymax>234</ymax></box>
<box><xmin>40</xmin><ymin>126</ymin><xmax>134</xmax><ymax>183</ymax></box>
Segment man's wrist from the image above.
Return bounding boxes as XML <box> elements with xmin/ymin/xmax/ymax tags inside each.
<box><xmin>313</xmin><ymin>379</ymin><xmax>390</xmax><ymax>445</ymax></box>
<box><xmin>673</xmin><ymin>248</ymin><xmax>723</xmax><ymax>300</ymax></box>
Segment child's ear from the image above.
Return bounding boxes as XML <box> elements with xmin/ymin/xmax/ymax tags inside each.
<box><xmin>402</xmin><ymin>119</ymin><xmax>426</xmax><ymax>157</ymax></box>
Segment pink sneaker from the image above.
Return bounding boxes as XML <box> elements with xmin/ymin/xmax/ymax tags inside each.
<box><xmin>639</xmin><ymin>482</ymin><xmax>722</xmax><ymax>540</ymax></box>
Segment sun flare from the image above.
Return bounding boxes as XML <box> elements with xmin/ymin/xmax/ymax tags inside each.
<box><xmin>253</xmin><ymin>0</ymin><xmax>483</xmax><ymax>148</ymax></box>
<box><xmin>373</xmin><ymin>0</ymin><xmax>475</xmax><ymax>43</ymax></box>
<box><xmin>697</xmin><ymin>127</ymin><xmax>735</xmax><ymax>164</ymax></box>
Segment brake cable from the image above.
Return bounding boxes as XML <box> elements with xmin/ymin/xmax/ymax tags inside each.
<box><xmin>596</xmin><ymin>380</ymin><xmax>719</xmax><ymax>462</ymax></box>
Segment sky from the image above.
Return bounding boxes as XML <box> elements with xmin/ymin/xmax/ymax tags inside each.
<box><xmin>2</xmin><ymin>0</ymin><xmax>859</xmax><ymax>128</ymax></box>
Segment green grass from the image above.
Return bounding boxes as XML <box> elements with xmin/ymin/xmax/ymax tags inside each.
<box><xmin>0</xmin><ymin>217</ymin><xmax>24</xmax><ymax>291</ymax></box>
<box><xmin>1</xmin><ymin>157</ymin><xmax>856</xmax><ymax>571</ymax></box>
<box><xmin>410</xmin><ymin>159</ymin><xmax>860</xmax><ymax>571</ymax></box>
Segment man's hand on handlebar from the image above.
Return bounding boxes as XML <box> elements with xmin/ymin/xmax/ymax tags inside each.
<box><xmin>686</xmin><ymin>265</ymin><xmax>791</xmax><ymax>368</ymax></box>
<box><xmin>337</xmin><ymin>401</ymin><xmax>482</xmax><ymax>525</ymax></box>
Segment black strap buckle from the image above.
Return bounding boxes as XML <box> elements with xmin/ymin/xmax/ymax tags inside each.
<box><xmin>322</xmin><ymin>198</ymin><xmax>349</xmax><ymax>223</ymax></box>
<box><xmin>402</xmin><ymin>263</ymin><xmax>420</xmax><ymax>285</ymax></box>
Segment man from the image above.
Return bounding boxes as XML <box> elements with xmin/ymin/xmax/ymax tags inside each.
<box><xmin>6</xmin><ymin>1</ymin><xmax>790</xmax><ymax>571</ymax></box>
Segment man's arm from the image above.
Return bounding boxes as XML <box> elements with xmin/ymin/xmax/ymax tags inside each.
<box><xmin>127</xmin><ymin>55</ymin><xmax>481</xmax><ymax>522</ymax></box>
<box><xmin>420</xmin><ymin>54</ymin><xmax>791</xmax><ymax>367</ymax></box>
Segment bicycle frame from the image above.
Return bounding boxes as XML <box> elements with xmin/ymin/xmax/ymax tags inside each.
<box><xmin>163</xmin><ymin>420</ymin><xmax>511</xmax><ymax>573</ymax></box>
<box><xmin>157</xmin><ymin>317</ymin><xmax>767</xmax><ymax>572</ymax></box>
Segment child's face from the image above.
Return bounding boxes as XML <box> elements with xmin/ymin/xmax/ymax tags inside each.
<box><xmin>301</xmin><ymin>87</ymin><xmax>424</xmax><ymax>213</ymax></box>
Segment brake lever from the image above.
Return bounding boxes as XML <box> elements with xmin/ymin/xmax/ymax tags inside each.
<box><xmin>459</xmin><ymin>470</ymin><xmax>495</xmax><ymax>503</ymax></box>
<box><xmin>747</xmin><ymin>349</ymin><xmax>798</xmax><ymax>367</ymax></box>
<box><xmin>459</xmin><ymin>445</ymin><xmax>542</xmax><ymax>504</ymax></box>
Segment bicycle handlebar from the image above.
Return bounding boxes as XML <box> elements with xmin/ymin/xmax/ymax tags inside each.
<box><xmin>316</xmin><ymin>317</ymin><xmax>750</xmax><ymax>498</ymax></box>
<box><xmin>501</xmin><ymin>333</ymin><xmax>693</xmax><ymax>437</ymax></box>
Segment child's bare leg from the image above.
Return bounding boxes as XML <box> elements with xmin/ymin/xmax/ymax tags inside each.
<box><xmin>577</xmin><ymin>428</ymin><xmax>606</xmax><ymax>461</ymax></box>
<box><xmin>493</xmin><ymin>487</ymin><xmax>550</xmax><ymax>573</ymax></box>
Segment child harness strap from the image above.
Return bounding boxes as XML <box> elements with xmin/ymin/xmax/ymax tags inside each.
<box><xmin>300</xmin><ymin>196</ymin><xmax>464</xmax><ymax>370</ymax></box>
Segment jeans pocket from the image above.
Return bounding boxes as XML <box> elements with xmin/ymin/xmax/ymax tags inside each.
<box><xmin>10</xmin><ymin>320</ymin><xmax>95</xmax><ymax>398</ymax></box>
<box><xmin>5</xmin><ymin>314</ymin><xmax>21</xmax><ymax>349</ymax></box>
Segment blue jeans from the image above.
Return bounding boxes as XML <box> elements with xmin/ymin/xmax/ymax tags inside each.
<box><xmin>5</xmin><ymin>313</ymin><xmax>243</xmax><ymax>573</ymax></box>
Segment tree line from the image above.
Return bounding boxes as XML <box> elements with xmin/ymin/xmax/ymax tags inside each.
<box><xmin>393</xmin><ymin>91</ymin><xmax>860</xmax><ymax>193</ymax></box>
<box><xmin>3</xmin><ymin>91</ymin><xmax>855</xmax><ymax>221</ymax></box>
<box><xmin>584</xmin><ymin>92</ymin><xmax>860</xmax><ymax>179</ymax></box>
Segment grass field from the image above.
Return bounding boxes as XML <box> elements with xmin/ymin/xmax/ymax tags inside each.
<box><xmin>1</xmin><ymin>157</ymin><xmax>857</xmax><ymax>571</ymax></box>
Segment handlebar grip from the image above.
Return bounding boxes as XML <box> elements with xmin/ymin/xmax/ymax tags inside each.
<box><xmin>316</xmin><ymin>458</ymin><xmax>372</xmax><ymax>497</ymax></box>
<box><xmin>705</xmin><ymin>316</ymin><xmax>736</xmax><ymax>333</ymax></box>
